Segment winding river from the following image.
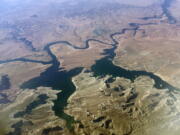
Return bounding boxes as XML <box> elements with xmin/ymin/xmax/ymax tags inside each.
<box><xmin>9</xmin><ymin>25</ymin><xmax>180</xmax><ymax>132</ymax></box>
<box><xmin>1</xmin><ymin>0</ymin><xmax>179</xmax><ymax>133</ymax></box>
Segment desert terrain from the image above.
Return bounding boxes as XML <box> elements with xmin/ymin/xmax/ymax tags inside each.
<box><xmin>0</xmin><ymin>0</ymin><xmax>180</xmax><ymax>135</ymax></box>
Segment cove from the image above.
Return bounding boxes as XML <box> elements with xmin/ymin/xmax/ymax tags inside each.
<box><xmin>20</xmin><ymin>50</ymin><xmax>83</xmax><ymax>129</ymax></box>
<box><xmin>91</xmin><ymin>56</ymin><xmax>179</xmax><ymax>91</ymax></box>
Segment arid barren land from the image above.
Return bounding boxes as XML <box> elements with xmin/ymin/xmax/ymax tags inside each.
<box><xmin>0</xmin><ymin>0</ymin><xmax>180</xmax><ymax>135</ymax></box>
